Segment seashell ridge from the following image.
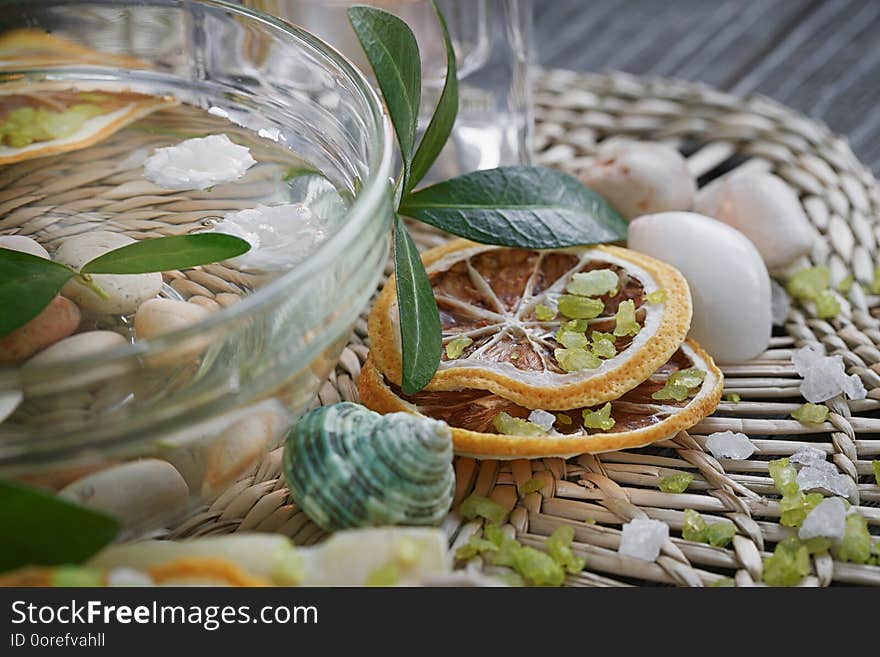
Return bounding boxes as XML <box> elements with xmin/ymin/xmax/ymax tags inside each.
<box><xmin>283</xmin><ymin>402</ymin><xmax>455</xmax><ymax>531</ymax></box>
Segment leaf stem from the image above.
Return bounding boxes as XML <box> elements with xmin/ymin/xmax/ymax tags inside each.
<box><xmin>76</xmin><ymin>273</ymin><xmax>110</xmax><ymax>300</ymax></box>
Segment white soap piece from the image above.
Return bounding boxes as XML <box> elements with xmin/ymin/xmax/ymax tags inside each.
<box><xmin>792</xmin><ymin>345</ymin><xmax>867</xmax><ymax>402</ymax></box>
<box><xmin>695</xmin><ymin>171</ymin><xmax>814</xmax><ymax>270</ymax></box>
<box><xmin>143</xmin><ymin>134</ymin><xmax>256</xmax><ymax>190</ymax></box>
<box><xmin>798</xmin><ymin>497</ymin><xmax>847</xmax><ymax>541</ymax></box>
<box><xmin>796</xmin><ymin>463</ymin><xmax>854</xmax><ymax>498</ymax></box>
<box><xmin>790</xmin><ymin>445</ymin><xmax>828</xmax><ymax>467</ymax></box>
<box><xmin>618</xmin><ymin>518</ymin><xmax>669</xmax><ymax>562</ymax></box>
<box><xmin>0</xmin><ymin>235</ymin><xmax>50</xmax><ymax>259</ymax></box>
<box><xmin>770</xmin><ymin>279</ymin><xmax>791</xmax><ymax>326</ymax></box>
<box><xmin>705</xmin><ymin>431</ymin><xmax>757</xmax><ymax>460</ymax></box>
<box><xmin>628</xmin><ymin>211</ymin><xmax>772</xmax><ymax>363</ymax></box>
<box><xmin>54</xmin><ymin>231</ymin><xmax>163</xmax><ymax>315</ymax></box>
<box><xmin>527</xmin><ymin>409</ymin><xmax>556</xmax><ymax>431</ymax></box>
<box><xmin>210</xmin><ymin>203</ymin><xmax>327</xmax><ymax>271</ymax></box>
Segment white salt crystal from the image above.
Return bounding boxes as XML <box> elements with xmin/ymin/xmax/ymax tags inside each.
<box><xmin>791</xmin><ymin>345</ymin><xmax>867</xmax><ymax>403</ymax></box>
<box><xmin>258</xmin><ymin>127</ymin><xmax>282</xmax><ymax>142</ymax></box>
<box><xmin>210</xmin><ymin>202</ymin><xmax>326</xmax><ymax>271</ymax></box>
<box><xmin>208</xmin><ymin>106</ymin><xmax>229</xmax><ymax>119</ymax></box>
<box><xmin>770</xmin><ymin>279</ymin><xmax>791</xmax><ymax>326</ymax></box>
<box><xmin>527</xmin><ymin>409</ymin><xmax>556</xmax><ymax>431</ymax></box>
<box><xmin>107</xmin><ymin>567</ymin><xmax>154</xmax><ymax>587</ymax></box>
<box><xmin>798</xmin><ymin>497</ymin><xmax>847</xmax><ymax>541</ymax></box>
<box><xmin>790</xmin><ymin>445</ymin><xmax>828</xmax><ymax>466</ymax></box>
<box><xmin>796</xmin><ymin>463</ymin><xmax>855</xmax><ymax>499</ymax></box>
<box><xmin>705</xmin><ymin>431</ymin><xmax>757</xmax><ymax>460</ymax></box>
<box><xmin>143</xmin><ymin>133</ymin><xmax>256</xmax><ymax>190</ymax></box>
<box><xmin>618</xmin><ymin>518</ymin><xmax>669</xmax><ymax>562</ymax></box>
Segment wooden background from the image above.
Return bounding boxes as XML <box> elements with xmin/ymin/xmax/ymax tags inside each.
<box><xmin>534</xmin><ymin>0</ymin><xmax>880</xmax><ymax>173</ymax></box>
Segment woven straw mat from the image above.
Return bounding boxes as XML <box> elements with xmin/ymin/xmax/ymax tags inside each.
<box><xmin>163</xmin><ymin>69</ymin><xmax>880</xmax><ymax>587</ymax></box>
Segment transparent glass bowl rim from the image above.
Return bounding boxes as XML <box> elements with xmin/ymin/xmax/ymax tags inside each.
<box><xmin>0</xmin><ymin>0</ymin><xmax>394</xmax><ymax>388</ymax></box>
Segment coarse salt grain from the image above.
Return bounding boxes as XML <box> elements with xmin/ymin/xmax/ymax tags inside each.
<box><xmin>798</xmin><ymin>497</ymin><xmax>847</xmax><ymax>542</ymax></box>
<box><xmin>705</xmin><ymin>431</ymin><xmax>757</xmax><ymax>460</ymax></box>
<box><xmin>143</xmin><ymin>133</ymin><xmax>256</xmax><ymax>190</ymax></box>
<box><xmin>618</xmin><ymin>518</ymin><xmax>669</xmax><ymax>562</ymax></box>
<box><xmin>527</xmin><ymin>409</ymin><xmax>556</xmax><ymax>431</ymax></box>
<box><xmin>790</xmin><ymin>445</ymin><xmax>828</xmax><ymax>467</ymax></box>
<box><xmin>796</xmin><ymin>462</ymin><xmax>855</xmax><ymax>499</ymax></box>
<box><xmin>791</xmin><ymin>345</ymin><xmax>867</xmax><ymax>403</ymax></box>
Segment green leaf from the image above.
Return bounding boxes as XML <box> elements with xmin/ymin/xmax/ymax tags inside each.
<box><xmin>348</xmin><ymin>5</ymin><xmax>421</xmax><ymax>192</ymax></box>
<box><xmin>81</xmin><ymin>234</ymin><xmax>250</xmax><ymax>274</ymax></box>
<box><xmin>407</xmin><ymin>0</ymin><xmax>458</xmax><ymax>193</ymax></box>
<box><xmin>393</xmin><ymin>214</ymin><xmax>441</xmax><ymax>393</ymax></box>
<box><xmin>0</xmin><ymin>249</ymin><xmax>76</xmax><ymax>338</ymax></box>
<box><xmin>0</xmin><ymin>479</ymin><xmax>119</xmax><ymax>573</ymax></box>
<box><xmin>399</xmin><ymin>166</ymin><xmax>628</xmax><ymax>248</ymax></box>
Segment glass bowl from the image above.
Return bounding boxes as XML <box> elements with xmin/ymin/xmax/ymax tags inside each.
<box><xmin>0</xmin><ymin>0</ymin><xmax>393</xmax><ymax>535</ymax></box>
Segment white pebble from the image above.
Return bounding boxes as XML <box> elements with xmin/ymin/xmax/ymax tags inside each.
<box><xmin>0</xmin><ymin>390</ymin><xmax>22</xmax><ymax>424</ymax></box>
<box><xmin>705</xmin><ymin>431</ymin><xmax>756</xmax><ymax>460</ymax></box>
<box><xmin>792</xmin><ymin>345</ymin><xmax>867</xmax><ymax>403</ymax></box>
<box><xmin>54</xmin><ymin>231</ymin><xmax>163</xmax><ymax>315</ymax></box>
<box><xmin>143</xmin><ymin>134</ymin><xmax>256</xmax><ymax>190</ymax></box>
<box><xmin>26</xmin><ymin>330</ymin><xmax>128</xmax><ymax>367</ymax></box>
<box><xmin>790</xmin><ymin>445</ymin><xmax>828</xmax><ymax>467</ymax></box>
<box><xmin>628</xmin><ymin>212</ymin><xmax>771</xmax><ymax>363</ymax></box>
<box><xmin>0</xmin><ymin>235</ymin><xmax>49</xmax><ymax>259</ymax></box>
<box><xmin>798</xmin><ymin>497</ymin><xmax>847</xmax><ymax>542</ymax></box>
<box><xmin>618</xmin><ymin>518</ymin><xmax>669</xmax><ymax>562</ymax></box>
<box><xmin>695</xmin><ymin>171</ymin><xmax>814</xmax><ymax>270</ymax></box>
<box><xmin>209</xmin><ymin>203</ymin><xmax>327</xmax><ymax>271</ymax></box>
<box><xmin>580</xmin><ymin>139</ymin><xmax>696</xmax><ymax>220</ymax></box>
<box><xmin>796</xmin><ymin>462</ymin><xmax>855</xmax><ymax>499</ymax></box>
<box><xmin>527</xmin><ymin>409</ymin><xmax>556</xmax><ymax>431</ymax></box>
<box><xmin>135</xmin><ymin>298</ymin><xmax>210</xmax><ymax>367</ymax></box>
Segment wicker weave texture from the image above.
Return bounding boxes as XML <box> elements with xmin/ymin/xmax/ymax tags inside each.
<box><xmin>164</xmin><ymin>70</ymin><xmax>880</xmax><ymax>587</ymax></box>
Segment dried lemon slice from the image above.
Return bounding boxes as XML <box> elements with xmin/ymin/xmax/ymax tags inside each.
<box><xmin>0</xmin><ymin>29</ymin><xmax>148</xmax><ymax>70</ymax></box>
<box><xmin>368</xmin><ymin>239</ymin><xmax>692</xmax><ymax>410</ymax></box>
<box><xmin>0</xmin><ymin>84</ymin><xmax>176</xmax><ymax>165</ymax></box>
<box><xmin>359</xmin><ymin>339</ymin><xmax>722</xmax><ymax>459</ymax></box>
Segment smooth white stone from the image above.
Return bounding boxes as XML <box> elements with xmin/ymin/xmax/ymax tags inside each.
<box><xmin>628</xmin><ymin>211</ymin><xmax>772</xmax><ymax>363</ymax></box>
<box><xmin>695</xmin><ymin>171</ymin><xmax>814</xmax><ymax>270</ymax></box>
<box><xmin>580</xmin><ymin>139</ymin><xmax>696</xmax><ymax>220</ymax></box>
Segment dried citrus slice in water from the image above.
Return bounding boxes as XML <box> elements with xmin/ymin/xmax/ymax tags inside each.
<box><xmin>368</xmin><ymin>239</ymin><xmax>692</xmax><ymax>409</ymax></box>
<box><xmin>0</xmin><ymin>29</ymin><xmax>148</xmax><ymax>69</ymax></box>
<box><xmin>359</xmin><ymin>339</ymin><xmax>722</xmax><ymax>458</ymax></box>
<box><xmin>0</xmin><ymin>83</ymin><xmax>176</xmax><ymax>165</ymax></box>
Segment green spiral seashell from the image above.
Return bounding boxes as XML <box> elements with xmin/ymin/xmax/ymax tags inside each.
<box><xmin>283</xmin><ymin>402</ymin><xmax>455</xmax><ymax>531</ymax></box>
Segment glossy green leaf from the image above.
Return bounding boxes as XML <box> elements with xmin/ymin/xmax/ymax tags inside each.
<box><xmin>393</xmin><ymin>214</ymin><xmax>441</xmax><ymax>393</ymax></box>
<box><xmin>348</xmin><ymin>5</ymin><xmax>421</xmax><ymax>191</ymax></box>
<box><xmin>81</xmin><ymin>234</ymin><xmax>250</xmax><ymax>274</ymax></box>
<box><xmin>399</xmin><ymin>166</ymin><xmax>628</xmax><ymax>248</ymax></box>
<box><xmin>0</xmin><ymin>249</ymin><xmax>75</xmax><ymax>338</ymax></box>
<box><xmin>0</xmin><ymin>479</ymin><xmax>119</xmax><ymax>573</ymax></box>
<box><xmin>407</xmin><ymin>0</ymin><xmax>458</xmax><ymax>193</ymax></box>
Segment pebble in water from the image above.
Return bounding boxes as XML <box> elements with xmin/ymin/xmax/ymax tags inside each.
<box><xmin>705</xmin><ymin>431</ymin><xmax>757</xmax><ymax>460</ymax></box>
<box><xmin>54</xmin><ymin>231</ymin><xmax>163</xmax><ymax>315</ymax></box>
<box><xmin>792</xmin><ymin>345</ymin><xmax>867</xmax><ymax>403</ymax></box>
<box><xmin>0</xmin><ymin>235</ymin><xmax>50</xmax><ymax>259</ymax></box>
<box><xmin>798</xmin><ymin>497</ymin><xmax>847</xmax><ymax>542</ymax></box>
<box><xmin>59</xmin><ymin>459</ymin><xmax>189</xmax><ymax>528</ymax></box>
<box><xmin>0</xmin><ymin>296</ymin><xmax>81</xmax><ymax>365</ymax></box>
<box><xmin>618</xmin><ymin>518</ymin><xmax>669</xmax><ymax>562</ymax></box>
<box><xmin>134</xmin><ymin>298</ymin><xmax>210</xmax><ymax>367</ymax></box>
